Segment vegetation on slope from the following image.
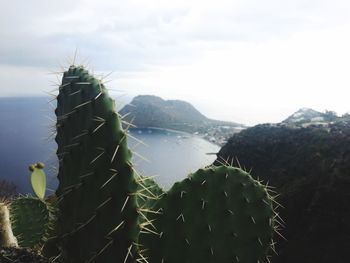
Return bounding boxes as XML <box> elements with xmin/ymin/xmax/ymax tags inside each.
<box><xmin>215</xmin><ymin>121</ymin><xmax>350</xmax><ymax>263</ymax></box>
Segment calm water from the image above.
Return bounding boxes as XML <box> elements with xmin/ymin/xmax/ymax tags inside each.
<box><xmin>128</xmin><ymin>128</ymin><xmax>219</xmax><ymax>189</ymax></box>
<box><xmin>0</xmin><ymin>97</ymin><xmax>219</xmax><ymax>194</ymax></box>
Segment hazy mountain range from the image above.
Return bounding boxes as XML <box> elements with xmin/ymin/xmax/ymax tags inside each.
<box><xmin>281</xmin><ymin>107</ymin><xmax>349</xmax><ymax>126</ymax></box>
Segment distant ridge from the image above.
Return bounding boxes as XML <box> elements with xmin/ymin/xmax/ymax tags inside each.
<box><xmin>282</xmin><ymin>108</ymin><xmax>325</xmax><ymax>123</ymax></box>
<box><xmin>120</xmin><ymin>95</ymin><xmax>208</xmax><ymax>128</ymax></box>
<box><xmin>119</xmin><ymin>95</ymin><xmax>245</xmax><ymax>144</ymax></box>
<box><xmin>281</xmin><ymin>107</ymin><xmax>344</xmax><ymax>127</ymax></box>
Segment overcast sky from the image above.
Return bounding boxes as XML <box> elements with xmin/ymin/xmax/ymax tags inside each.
<box><xmin>1</xmin><ymin>0</ymin><xmax>350</xmax><ymax>125</ymax></box>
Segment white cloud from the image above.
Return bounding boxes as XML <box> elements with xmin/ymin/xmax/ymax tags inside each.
<box><xmin>1</xmin><ymin>0</ymin><xmax>350</xmax><ymax>124</ymax></box>
<box><xmin>108</xmin><ymin>22</ymin><xmax>350</xmax><ymax>124</ymax></box>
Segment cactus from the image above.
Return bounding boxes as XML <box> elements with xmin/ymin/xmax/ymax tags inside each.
<box><xmin>0</xmin><ymin>63</ymin><xmax>279</xmax><ymax>263</ymax></box>
<box><xmin>30</xmin><ymin>163</ymin><xmax>47</xmax><ymax>200</ymax></box>
<box><xmin>137</xmin><ymin>176</ymin><xmax>164</xmax><ymax>212</ymax></box>
<box><xmin>0</xmin><ymin>202</ymin><xmax>18</xmax><ymax>247</ymax></box>
<box><xmin>41</xmin><ymin>194</ymin><xmax>60</xmax><ymax>260</ymax></box>
<box><xmin>0</xmin><ymin>165</ymin><xmax>55</xmax><ymax>250</ymax></box>
<box><xmin>50</xmin><ymin>65</ymin><xmax>278</xmax><ymax>263</ymax></box>
<box><xmin>9</xmin><ymin>197</ymin><xmax>50</xmax><ymax>248</ymax></box>
<box><xmin>54</xmin><ymin>65</ymin><xmax>142</xmax><ymax>262</ymax></box>
<box><xmin>140</xmin><ymin>166</ymin><xmax>275</xmax><ymax>263</ymax></box>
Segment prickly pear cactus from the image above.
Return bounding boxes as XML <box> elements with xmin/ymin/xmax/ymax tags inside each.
<box><xmin>9</xmin><ymin>197</ymin><xmax>50</xmax><ymax>248</ymax></box>
<box><xmin>29</xmin><ymin>163</ymin><xmax>46</xmax><ymax>200</ymax></box>
<box><xmin>136</xmin><ymin>176</ymin><xmax>164</xmax><ymax>242</ymax></box>
<box><xmin>41</xmin><ymin>194</ymin><xmax>60</xmax><ymax>260</ymax></box>
<box><xmin>55</xmin><ymin>65</ymin><xmax>141</xmax><ymax>262</ymax></box>
<box><xmin>137</xmin><ymin>176</ymin><xmax>164</xmax><ymax>211</ymax></box>
<box><xmin>141</xmin><ymin>166</ymin><xmax>276</xmax><ymax>263</ymax></box>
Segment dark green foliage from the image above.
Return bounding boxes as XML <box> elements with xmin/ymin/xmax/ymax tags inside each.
<box><xmin>141</xmin><ymin>166</ymin><xmax>275</xmax><ymax>263</ymax></box>
<box><xmin>216</xmin><ymin>123</ymin><xmax>350</xmax><ymax>262</ymax></box>
<box><xmin>9</xmin><ymin>197</ymin><xmax>50</xmax><ymax>248</ymax></box>
<box><xmin>55</xmin><ymin>65</ymin><xmax>140</xmax><ymax>262</ymax></box>
<box><xmin>216</xmin><ymin>123</ymin><xmax>349</xmax><ymax>186</ymax></box>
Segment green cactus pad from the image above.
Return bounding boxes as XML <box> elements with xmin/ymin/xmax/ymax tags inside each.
<box><xmin>141</xmin><ymin>166</ymin><xmax>275</xmax><ymax>263</ymax></box>
<box><xmin>136</xmin><ymin>176</ymin><xmax>164</xmax><ymax>242</ymax></box>
<box><xmin>30</xmin><ymin>165</ymin><xmax>46</xmax><ymax>200</ymax></box>
<box><xmin>55</xmin><ymin>65</ymin><xmax>140</xmax><ymax>262</ymax></box>
<box><xmin>41</xmin><ymin>194</ymin><xmax>60</xmax><ymax>260</ymax></box>
<box><xmin>9</xmin><ymin>197</ymin><xmax>50</xmax><ymax>248</ymax></box>
<box><xmin>137</xmin><ymin>176</ymin><xmax>164</xmax><ymax>211</ymax></box>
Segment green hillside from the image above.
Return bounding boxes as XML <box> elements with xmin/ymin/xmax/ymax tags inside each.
<box><xmin>215</xmin><ymin>121</ymin><xmax>350</xmax><ymax>262</ymax></box>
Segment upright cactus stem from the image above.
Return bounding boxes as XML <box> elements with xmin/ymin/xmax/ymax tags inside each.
<box><xmin>55</xmin><ymin>65</ymin><xmax>141</xmax><ymax>262</ymax></box>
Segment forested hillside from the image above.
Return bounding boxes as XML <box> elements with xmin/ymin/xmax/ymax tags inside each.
<box><xmin>215</xmin><ymin>122</ymin><xmax>350</xmax><ymax>263</ymax></box>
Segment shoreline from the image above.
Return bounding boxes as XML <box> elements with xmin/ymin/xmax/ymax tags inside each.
<box><xmin>129</xmin><ymin>126</ymin><xmax>222</xmax><ymax>147</ymax></box>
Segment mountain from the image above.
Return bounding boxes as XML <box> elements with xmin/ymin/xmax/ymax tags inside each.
<box><xmin>214</xmin><ymin>121</ymin><xmax>350</xmax><ymax>263</ymax></box>
<box><xmin>282</xmin><ymin>108</ymin><xmax>339</xmax><ymax>126</ymax></box>
<box><xmin>120</xmin><ymin>95</ymin><xmax>208</xmax><ymax>128</ymax></box>
<box><xmin>119</xmin><ymin>95</ymin><xmax>245</xmax><ymax>144</ymax></box>
<box><xmin>282</xmin><ymin>108</ymin><xmax>325</xmax><ymax>124</ymax></box>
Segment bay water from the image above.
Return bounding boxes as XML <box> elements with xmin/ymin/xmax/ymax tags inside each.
<box><xmin>0</xmin><ymin>97</ymin><xmax>219</xmax><ymax>194</ymax></box>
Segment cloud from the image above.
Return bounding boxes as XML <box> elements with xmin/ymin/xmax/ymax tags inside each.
<box><xmin>3</xmin><ymin>0</ymin><xmax>350</xmax><ymax>70</ymax></box>
<box><xmin>1</xmin><ymin>0</ymin><xmax>350</xmax><ymax>123</ymax></box>
<box><xmin>0</xmin><ymin>0</ymin><xmax>195</xmax><ymax>69</ymax></box>
<box><xmin>109</xmin><ymin>21</ymin><xmax>350</xmax><ymax>124</ymax></box>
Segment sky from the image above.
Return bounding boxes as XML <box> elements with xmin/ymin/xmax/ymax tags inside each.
<box><xmin>1</xmin><ymin>0</ymin><xmax>350</xmax><ymax>125</ymax></box>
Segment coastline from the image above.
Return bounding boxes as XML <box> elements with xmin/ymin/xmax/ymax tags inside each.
<box><xmin>129</xmin><ymin>126</ymin><xmax>222</xmax><ymax>147</ymax></box>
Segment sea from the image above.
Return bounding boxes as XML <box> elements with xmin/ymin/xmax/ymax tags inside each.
<box><xmin>0</xmin><ymin>97</ymin><xmax>220</xmax><ymax>194</ymax></box>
